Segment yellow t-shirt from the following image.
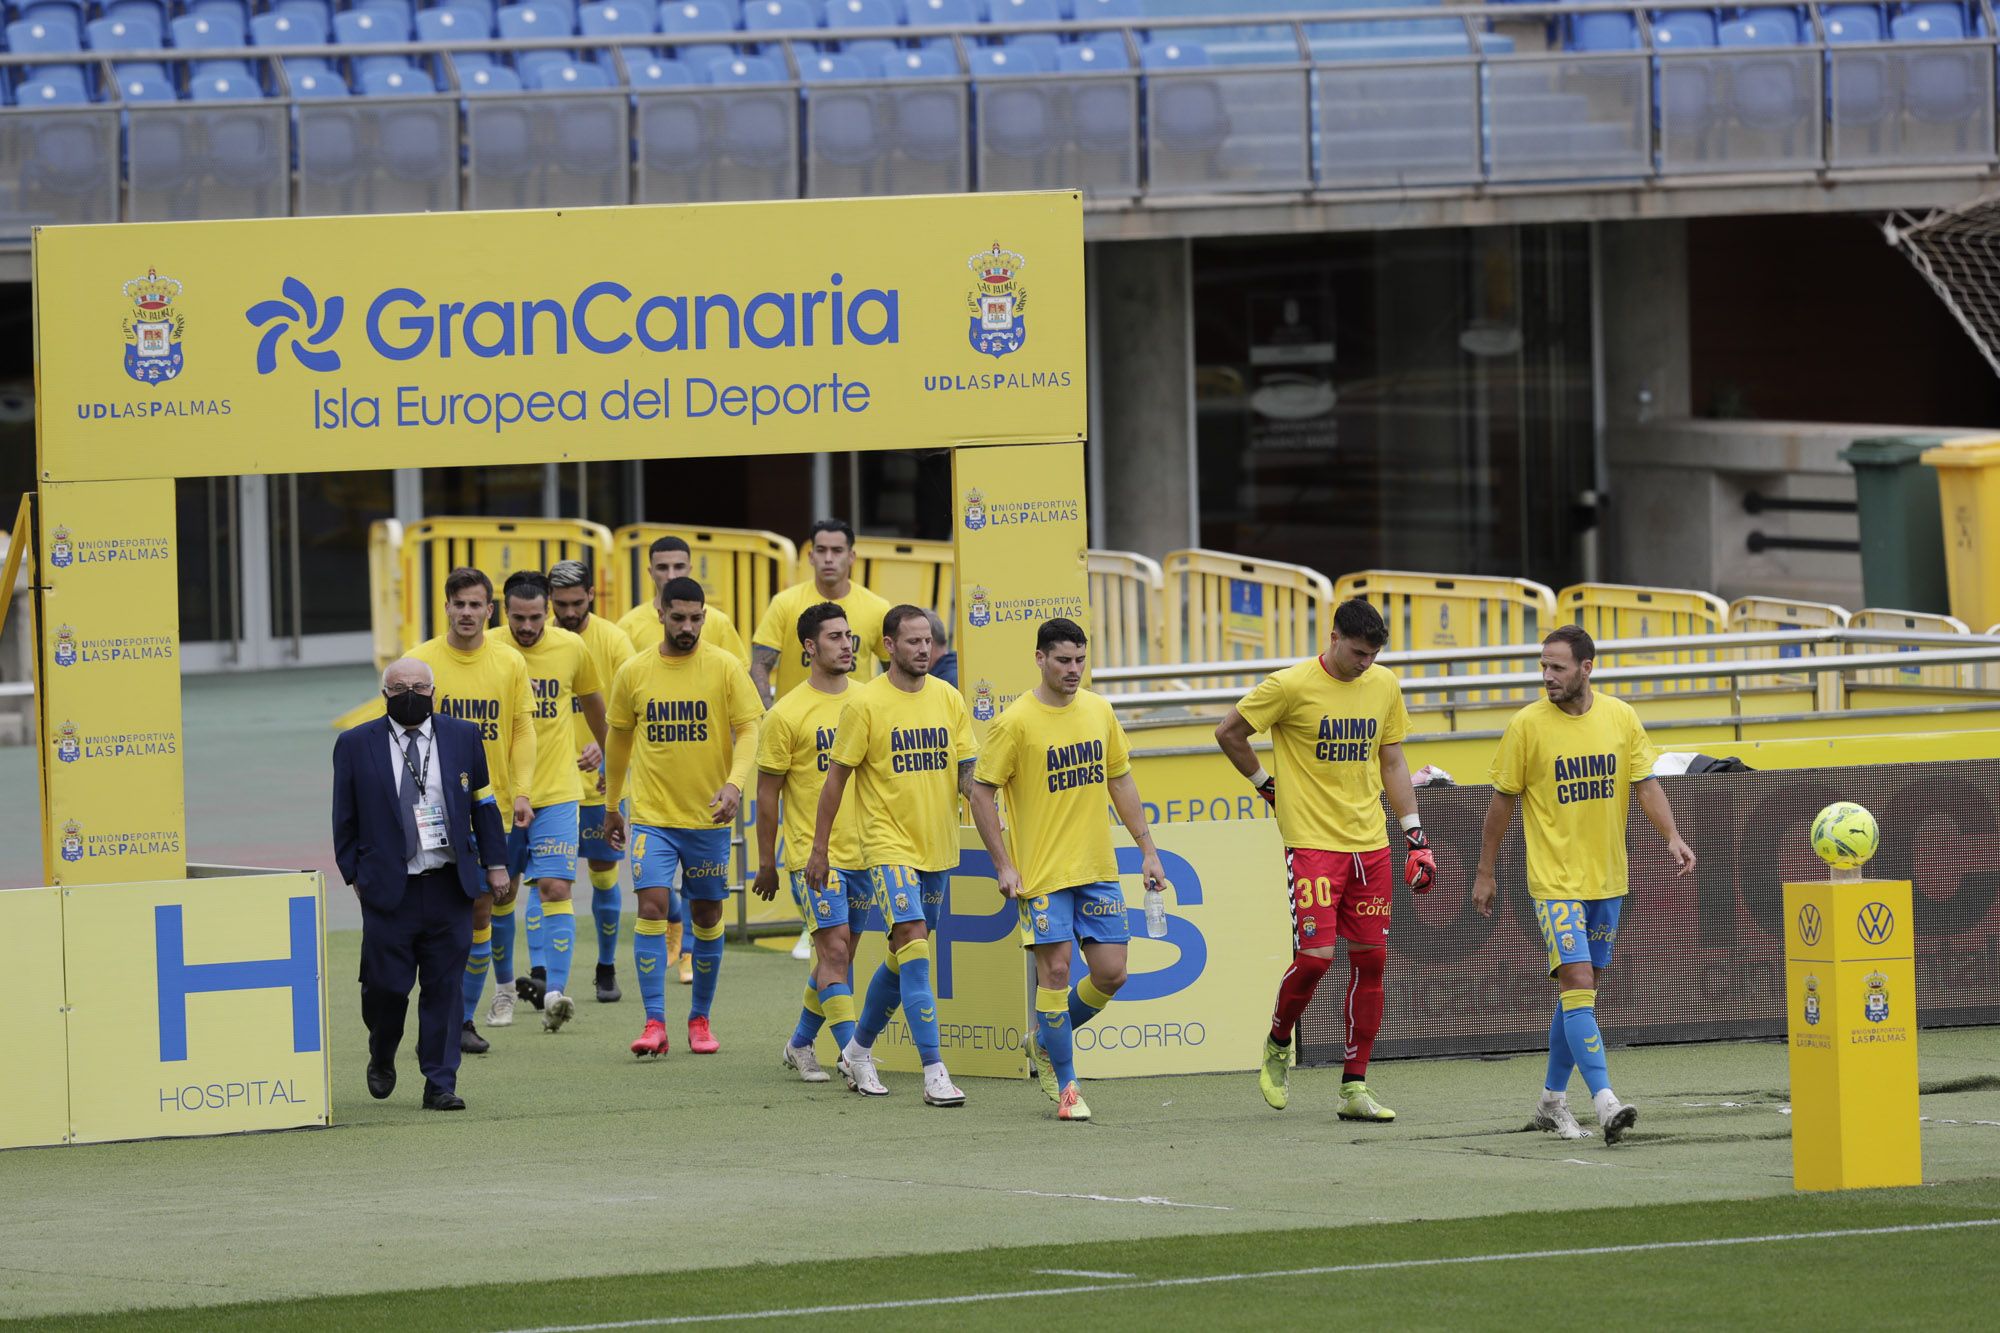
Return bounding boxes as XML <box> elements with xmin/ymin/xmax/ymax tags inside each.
<box><xmin>756</xmin><ymin>678</ymin><xmax>865</xmax><ymax>873</ymax></box>
<box><xmin>751</xmin><ymin>579</ymin><xmax>894</xmax><ymax>701</ymax></box>
<box><xmin>408</xmin><ymin>635</ymin><xmax>535</xmax><ymax>811</ymax></box>
<box><xmin>830</xmin><ymin>673</ymin><xmax>977</xmax><ymax>872</ymax></box>
<box><xmin>618</xmin><ymin>601</ymin><xmax>748</xmax><ymax>666</ymax></box>
<box><xmin>608</xmin><ymin>641</ymin><xmax>764</xmax><ymax>830</ymax></box>
<box><xmin>571</xmin><ymin>613</ymin><xmax>635</xmax><ymax>802</ymax></box>
<box><xmin>1235</xmin><ymin>658</ymin><xmax>1411</xmax><ymax>852</ymax></box>
<box><xmin>510</xmin><ymin>624</ymin><xmax>602</xmax><ymax>809</ymax></box>
<box><xmin>1489</xmin><ymin>693</ymin><xmax>1659</xmax><ymax>901</ymax></box>
<box><xmin>973</xmin><ymin>689</ymin><xmax>1131</xmax><ymax>897</ymax></box>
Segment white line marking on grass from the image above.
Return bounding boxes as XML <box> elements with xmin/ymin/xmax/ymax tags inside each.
<box><xmin>1008</xmin><ymin>1190</ymin><xmax>1232</xmax><ymax>1210</ymax></box>
<box><xmin>491</xmin><ymin>1218</ymin><xmax>2000</xmax><ymax>1333</ymax></box>
<box><xmin>1560</xmin><ymin>1159</ymin><xmax>1620</xmax><ymax>1168</ymax></box>
<box><xmin>1033</xmin><ymin>1269</ymin><xmax>1136</xmax><ymax>1280</ymax></box>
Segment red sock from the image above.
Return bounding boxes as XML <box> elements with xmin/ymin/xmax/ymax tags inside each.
<box><xmin>1269</xmin><ymin>953</ymin><xmax>1332</xmax><ymax>1044</ymax></box>
<box><xmin>1342</xmin><ymin>947</ymin><xmax>1386</xmax><ymax>1080</ymax></box>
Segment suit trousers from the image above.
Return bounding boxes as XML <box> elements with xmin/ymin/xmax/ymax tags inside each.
<box><xmin>358</xmin><ymin>868</ymin><xmax>475</xmax><ymax>1096</ymax></box>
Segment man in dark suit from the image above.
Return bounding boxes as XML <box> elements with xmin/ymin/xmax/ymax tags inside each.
<box><xmin>333</xmin><ymin>657</ymin><xmax>510</xmax><ymax>1110</ymax></box>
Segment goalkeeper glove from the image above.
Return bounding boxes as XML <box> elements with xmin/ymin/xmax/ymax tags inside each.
<box><xmin>1250</xmin><ymin>769</ymin><xmax>1276</xmax><ymax>808</ymax></box>
<box><xmin>1404</xmin><ymin>827</ymin><xmax>1436</xmax><ymax>894</ymax></box>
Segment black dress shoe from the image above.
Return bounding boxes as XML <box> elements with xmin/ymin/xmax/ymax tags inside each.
<box><xmin>460</xmin><ymin>1020</ymin><xmax>490</xmax><ymax>1055</ymax></box>
<box><xmin>366</xmin><ymin>1061</ymin><xmax>396</xmax><ymax>1100</ymax></box>
<box><xmin>422</xmin><ymin>1089</ymin><xmax>466</xmax><ymax>1111</ymax></box>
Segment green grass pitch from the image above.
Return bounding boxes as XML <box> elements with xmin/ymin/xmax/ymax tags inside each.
<box><xmin>3</xmin><ymin>930</ymin><xmax>1996</xmax><ymax>1330</ymax></box>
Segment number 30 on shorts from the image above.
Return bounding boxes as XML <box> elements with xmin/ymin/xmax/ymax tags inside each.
<box><xmin>1294</xmin><ymin>875</ymin><xmax>1337</xmax><ymax>909</ymax></box>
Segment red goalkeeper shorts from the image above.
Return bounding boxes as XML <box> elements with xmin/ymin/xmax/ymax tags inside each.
<box><xmin>1286</xmin><ymin>846</ymin><xmax>1393</xmax><ymax>950</ymax></box>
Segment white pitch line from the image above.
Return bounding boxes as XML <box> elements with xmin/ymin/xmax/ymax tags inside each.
<box><xmin>1008</xmin><ymin>1189</ymin><xmax>1231</xmax><ymax>1210</ymax></box>
<box><xmin>1033</xmin><ymin>1269</ymin><xmax>1137</xmax><ymax>1280</ymax></box>
<box><xmin>491</xmin><ymin>1218</ymin><xmax>2000</xmax><ymax>1333</ymax></box>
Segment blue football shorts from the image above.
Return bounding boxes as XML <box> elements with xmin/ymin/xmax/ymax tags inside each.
<box><xmin>794</xmin><ymin>868</ymin><xmax>874</xmax><ymax>933</ymax></box>
<box><xmin>1019</xmin><ymin>881</ymin><xmax>1132</xmax><ymax>948</ymax></box>
<box><xmin>870</xmin><ymin>865</ymin><xmax>948</xmax><ymax>931</ymax></box>
<box><xmin>631</xmin><ymin>824</ymin><xmax>732</xmax><ymax>901</ymax></box>
<box><xmin>506</xmin><ymin>801</ymin><xmax>579</xmax><ymax>882</ymax></box>
<box><xmin>1534</xmin><ymin>896</ymin><xmax>1623</xmax><ymax>977</ymax></box>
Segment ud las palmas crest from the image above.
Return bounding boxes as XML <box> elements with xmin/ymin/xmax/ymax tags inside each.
<box><xmin>966</xmin><ymin>586</ymin><xmax>992</xmax><ymax>629</ymax></box>
<box><xmin>967</xmin><ymin>243</ymin><xmax>1026</xmax><ymax>359</ymax></box>
<box><xmin>123</xmin><ymin>268</ymin><xmax>186</xmax><ymax>384</ymax></box>
<box><xmin>972</xmin><ymin>679</ymin><xmax>996</xmax><ymax>722</ymax></box>
<box><xmin>61</xmin><ymin>819</ymin><xmax>84</xmax><ymax>863</ymax></box>
<box><xmin>1864</xmin><ymin>971</ymin><xmax>1890</xmax><ymax>1024</ymax></box>
<box><xmin>48</xmin><ymin>525</ymin><xmax>73</xmax><ymax>569</ymax></box>
<box><xmin>56</xmin><ymin>720</ymin><xmax>80</xmax><ymax>764</ymax></box>
<box><xmin>963</xmin><ymin>487</ymin><xmax>987</xmax><ymax>532</ymax></box>
<box><xmin>1803</xmin><ymin>974</ymin><xmax>1821</xmax><ymax>1026</ymax></box>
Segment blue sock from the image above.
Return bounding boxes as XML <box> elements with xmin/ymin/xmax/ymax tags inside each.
<box><xmin>591</xmin><ymin>879</ymin><xmax>621</xmax><ymax>967</ymax></box>
<box><xmin>689</xmin><ymin>922</ymin><xmax>725</xmax><ymax>1020</ymax></box>
<box><xmin>490</xmin><ymin>901</ymin><xmax>517</xmax><ymax>986</ymax></box>
<box><xmin>1069</xmin><ymin>974</ymin><xmax>1113</xmax><ymax>1030</ymax></box>
<box><xmin>792</xmin><ymin>983</ymin><xmax>825</xmax><ymax>1048</ymax></box>
<box><xmin>525</xmin><ymin>883</ymin><xmax>546</xmax><ymax>973</ymax></box>
<box><xmin>463</xmin><ymin>929</ymin><xmax>492</xmax><ymax>1025</ymax></box>
<box><xmin>543</xmin><ymin>901</ymin><xmax>576</xmax><ymax>995</ymax></box>
<box><xmin>1545</xmin><ymin>1002</ymin><xmax>1576</xmax><ymax>1093</ymax></box>
<box><xmin>896</xmin><ymin>940</ymin><xmax>942</xmax><ymax>1065</ymax></box>
<box><xmin>819</xmin><ymin>980</ymin><xmax>856</xmax><ymax>1051</ymax></box>
<box><xmin>1561</xmin><ymin>989</ymin><xmax>1611</xmax><ymax>1096</ymax></box>
<box><xmin>855</xmin><ymin>956</ymin><xmax>901</xmax><ymax>1048</ymax></box>
<box><xmin>634</xmin><ymin>922</ymin><xmax>669</xmax><ymax>1022</ymax></box>
<box><xmin>1036</xmin><ymin>986</ymin><xmax>1076</xmax><ymax>1087</ymax></box>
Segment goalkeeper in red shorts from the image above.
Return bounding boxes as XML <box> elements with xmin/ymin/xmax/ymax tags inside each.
<box><xmin>1214</xmin><ymin>598</ymin><xmax>1436</xmax><ymax>1120</ymax></box>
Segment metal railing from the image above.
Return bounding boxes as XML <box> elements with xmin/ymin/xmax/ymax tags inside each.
<box><xmin>2</xmin><ymin>2</ymin><xmax>1996</xmax><ymax>240</ymax></box>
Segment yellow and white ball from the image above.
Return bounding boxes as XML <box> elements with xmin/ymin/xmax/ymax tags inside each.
<box><xmin>1811</xmin><ymin>801</ymin><xmax>1880</xmax><ymax>870</ymax></box>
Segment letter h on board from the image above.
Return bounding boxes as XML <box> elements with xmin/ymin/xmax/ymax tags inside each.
<box><xmin>155</xmin><ymin>896</ymin><xmax>322</xmax><ymax>1062</ymax></box>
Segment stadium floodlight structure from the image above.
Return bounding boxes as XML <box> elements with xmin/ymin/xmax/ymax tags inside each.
<box><xmin>1887</xmin><ymin>196</ymin><xmax>2000</xmax><ymax>381</ymax></box>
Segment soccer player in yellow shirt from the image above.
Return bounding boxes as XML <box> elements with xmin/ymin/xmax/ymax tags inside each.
<box><xmin>1214</xmin><ymin>598</ymin><xmax>1436</xmax><ymax>1120</ymax></box>
<box><xmin>404</xmin><ymin>567</ymin><xmax>535</xmax><ymax>1056</ymax></box>
<box><xmin>494</xmin><ymin>570</ymin><xmax>606</xmax><ymax>1034</ymax></box>
<box><xmin>750</xmin><ymin>602</ymin><xmax>868</xmax><ymax>1083</ymax></box>
<box><xmin>549</xmin><ymin>560</ymin><xmax>640</xmax><ymax>1004</ymax></box>
<box><xmin>604</xmin><ymin>576</ymin><xmax>763</xmax><ymax>1058</ymax></box>
<box><xmin>750</xmin><ymin>518</ymin><xmax>892</xmax><ymax>706</ymax></box>
<box><xmin>1474</xmin><ymin>625</ymin><xmax>1694</xmax><ymax>1144</ymax></box>
<box><xmin>805</xmin><ymin>604</ymin><xmax>976</xmax><ymax>1107</ymax></box>
<box><xmin>617</xmin><ymin>535</ymin><xmax>750</xmax><ymax>666</ymax></box>
<box><xmin>967</xmin><ymin>617</ymin><xmax>1170</xmax><ymax>1122</ymax></box>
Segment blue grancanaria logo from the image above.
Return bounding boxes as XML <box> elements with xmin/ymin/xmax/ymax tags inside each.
<box><xmin>247</xmin><ymin>277</ymin><xmax>344</xmax><ymax>374</ymax></box>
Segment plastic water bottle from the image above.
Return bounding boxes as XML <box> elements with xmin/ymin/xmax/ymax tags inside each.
<box><xmin>1143</xmin><ymin>888</ymin><xmax>1168</xmax><ymax>939</ymax></box>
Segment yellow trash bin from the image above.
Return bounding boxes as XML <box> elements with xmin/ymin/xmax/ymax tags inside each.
<box><xmin>1921</xmin><ymin>436</ymin><xmax>2000</xmax><ymax>631</ymax></box>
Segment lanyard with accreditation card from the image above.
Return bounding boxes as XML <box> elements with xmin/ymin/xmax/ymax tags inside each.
<box><xmin>402</xmin><ymin>730</ymin><xmax>451</xmax><ymax>852</ymax></box>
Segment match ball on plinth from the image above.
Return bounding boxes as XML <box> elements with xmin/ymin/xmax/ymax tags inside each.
<box><xmin>1810</xmin><ymin>801</ymin><xmax>1879</xmax><ymax>870</ymax></box>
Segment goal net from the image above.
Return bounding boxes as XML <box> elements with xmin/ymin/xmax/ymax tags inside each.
<box><xmin>1887</xmin><ymin>197</ymin><xmax>2000</xmax><ymax>381</ymax></box>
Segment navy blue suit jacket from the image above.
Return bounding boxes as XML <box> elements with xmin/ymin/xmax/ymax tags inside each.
<box><xmin>333</xmin><ymin>714</ymin><xmax>509</xmax><ymax>911</ymax></box>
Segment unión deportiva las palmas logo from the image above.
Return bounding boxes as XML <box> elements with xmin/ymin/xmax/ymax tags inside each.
<box><xmin>122</xmin><ymin>268</ymin><xmax>185</xmax><ymax>384</ymax></box>
<box><xmin>967</xmin><ymin>243</ymin><xmax>1026</xmax><ymax>359</ymax></box>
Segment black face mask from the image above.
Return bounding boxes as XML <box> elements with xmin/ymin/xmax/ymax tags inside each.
<box><xmin>385</xmin><ymin>690</ymin><xmax>432</xmax><ymax>728</ymax></box>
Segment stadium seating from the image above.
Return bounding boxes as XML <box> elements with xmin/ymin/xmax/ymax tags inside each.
<box><xmin>3</xmin><ymin>0</ymin><xmax>2000</xmax><ymax>231</ymax></box>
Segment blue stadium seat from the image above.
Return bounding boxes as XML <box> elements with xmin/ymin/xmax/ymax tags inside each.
<box><xmin>968</xmin><ymin>43</ymin><xmax>1043</xmax><ymax>73</ymax></box>
<box><xmin>169</xmin><ymin>14</ymin><xmax>249</xmax><ymax>80</ymax></box>
<box><xmin>1652</xmin><ymin>12</ymin><xmax>1720</xmax><ymax>47</ymax></box>
<box><xmin>333</xmin><ymin>8</ymin><xmax>409</xmax><ymax>42</ymax></box>
<box><xmin>248</xmin><ymin>10</ymin><xmax>330</xmax><ymax>45</ymax></box>
<box><xmin>497</xmin><ymin>2</ymin><xmax>576</xmax><ymax>85</ymax></box>
<box><xmin>12</xmin><ymin>1</ymin><xmax>82</xmax><ymax>37</ymax></box>
<box><xmin>1894</xmin><ymin>10</ymin><xmax>1979</xmax><ymax>124</ymax></box>
<box><xmin>1732</xmin><ymin>7</ymin><xmax>1805</xmax><ymax>41</ymax></box>
<box><xmin>801</xmin><ymin>50</ymin><xmax>877</xmax><ymax>168</ymax></box>
<box><xmin>630</xmin><ymin>53</ymin><xmax>700</xmax><ymax>81</ymax></box>
<box><xmin>740</xmin><ymin>0</ymin><xmax>815</xmax><ymax>31</ymax></box>
<box><xmin>579</xmin><ymin>1</ymin><xmax>654</xmax><ymax>35</ymax></box>
<box><xmin>270</xmin><ymin>0</ymin><xmax>334</xmax><ymax>31</ymax></box>
<box><xmin>415</xmin><ymin>6</ymin><xmax>490</xmax><ymax>42</ymax></box>
<box><xmin>87</xmin><ymin>14</ymin><xmax>163</xmax><ymax>50</ymax></box>
<box><xmin>526</xmin><ymin>58</ymin><xmax>613</xmax><ymax>86</ymax></box>
<box><xmin>710</xmin><ymin>51</ymin><xmax>780</xmax><ymax>79</ymax></box>
<box><xmin>289</xmin><ymin>64</ymin><xmax>347</xmax><ymax>95</ymax></box>
<box><xmin>1139</xmin><ymin>38</ymin><xmax>1207</xmax><ymax>68</ymax></box>
<box><xmin>800</xmin><ymin>49</ymin><xmax>865</xmax><ymax>77</ymax></box>
<box><xmin>114</xmin><ymin>65</ymin><xmax>177</xmax><ymax>100</ymax></box>
<box><xmin>1653</xmin><ymin>13</ymin><xmax>1719</xmax><ymax>130</ymax></box>
<box><xmin>1059</xmin><ymin>39</ymin><xmax>1132</xmax><ymax>157</ymax></box>
<box><xmin>18</xmin><ymin>66</ymin><xmax>89</xmax><ymax>103</ymax></box>
<box><xmin>878</xmin><ymin>44</ymin><xmax>951</xmax><ymax>75</ymax></box>
<box><xmin>1055</xmin><ymin>39</ymin><xmax>1124</xmax><ymax>70</ymax></box>
<box><xmin>183</xmin><ymin>0</ymin><xmax>249</xmax><ymax>26</ymax></box>
<box><xmin>709</xmin><ymin>53</ymin><xmax>790</xmax><ymax>175</ymax></box>
<box><xmin>464</xmin><ymin>64</ymin><xmax>525</xmax><ymax>89</ymax></box>
<box><xmin>352</xmin><ymin>0</ymin><xmax>416</xmax><ymax>24</ymax></box>
<box><xmin>187</xmin><ymin>67</ymin><xmax>259</xmax><ymax>99</ymax></box>
<box><xmin>1824</xmin><ymin>4</ymin><xmax>1889</xmax><ymax>126</ymax></box>
<box><xmin>821</xmin><ymin>0</ymin><xmax>893</xmax><ymax>59</ymax></box>
<box><xmin>5</xmin><ymin>18</ymin><xmax>81</xmax><ymax>55</ymax></box>
<box><xmin>356</xmin><ymin>64</ymin><xmax>430</xmax><ymax>93</ymax></box>
<box><xmin>102</xmin><ymin>0</ymin><xmax>169</xmax><ymax>28</ymax></box>
<box><xmin>1072</xmin><ymin>0</ymin><xmax>1138</xmax><ymax>20</ymax></box>
<box><xmin>1564</xmin><ymin>13</ymin><xmax>1640</xmax><ymax>50</ymax></box>
<box><xmin>657</xmin><ymin>0</ymin><xmax>734</xmax><ymax>35</ymax></box>
<box><xmin>1720</xmin><ymin>18</ymin><xmax>1809</xmax><ymax>129</ymax></box>
<box><xmin>903</xmin><ymin>0</ymin><xmax>974</xmax><ymax>27</ymax></box>
<box><xmin>1825</xmin><ymin>4</ymin><xmax>1886</xmax><ymax>38</ymax></box>
<box><xmin>1140</xmin><ymin>38</ymin><xmax>1223</xmax><ymax>154</ymax></box>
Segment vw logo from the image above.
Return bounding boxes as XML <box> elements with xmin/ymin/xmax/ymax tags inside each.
<box><xmin>1858</xmin><ymin>901</ymin><xmax>1895</xmax><ymax>946</ymax></box>
<box><xmin>1797</xmin><ymin>903</ymin><xmax>1823</xmax><ymax>947</ymax></box>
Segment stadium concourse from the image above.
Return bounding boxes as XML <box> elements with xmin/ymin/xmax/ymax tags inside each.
<box><xmin>0</xmin><ymin>664</ymin><xmax>1997</xmax><ymax>1326</ymax></box>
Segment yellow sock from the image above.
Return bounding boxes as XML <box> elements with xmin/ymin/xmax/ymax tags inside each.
<box><xmin>1078</xmin><ymin>976</ymin><xmax>1114</xmax><ymax>1011</ymax></box>
<box><xmin>803</xmin><ymin>983</ymin><xmax>823</xmax><ymax>1016</ymax></box>
<box><xmin>1035</xmin><ymin>985</ymin><xmax>1068</xmax><ymax>1020</ymax></box>
<box><xmin>472</xmin><ymin>925</ymin><xmax>492</xmax><ymax>945</ymax></box>
<box><xmin>491</xmin><ymin>898</ymin><xmax>516</xmax><ymax>918</ymax></box>
<box><xmin>542</xmin><ymin>899</ymin><xmax>575</xmax><ymax>917</ymax></box>
<box><xmin>588</xmin><ymin>866</ymin><xmax>619</xmax><ymax>892</ymax></box>
<box><xmin>1560</xmin><ymin>988</ymin><xmax>1596</xmax><ymax>1011</ymax></box>
<box><xmin>893</xmin><ymin>938</ymin><xmax>930</xmax><ymax>967</ymax></box>
<box><xmin>693</xmin><ymin>921</ymin><xmax>726</xmax><ymax>943</ymax></box>
<box><xmin>823</xmin><ymin>992</ymin><xmax>857</xmax><ymax>1026</ymax></box>
<box><xmin>634</xmin><ymin>917</ymin><xmax>670</xmax><ymax>937</ymax></box>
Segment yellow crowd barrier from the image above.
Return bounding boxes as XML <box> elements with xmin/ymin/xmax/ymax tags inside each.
<box><xmin>1848</xmin><ymin>609</ymin><xmax>1973</xmax><ymax>690</ymax></box>
<box><xmin>399</xmin><ymin>517</ymin><xmax>613</xmax><ymax>649</ymax></box>
<box><xmin>611</xmin><ymin>524</ymin><xmax>796</xmax><ymax>634</ymax></box>
<box><xmin>1558</xmin><ymin>582</ymin><xmax>1727</xmax><ymax>694</ymax></box>
<box><xmin>366</xmin><ymin>519</ymin><xmax>403</xmax><ymax>672</ymax></box>
<box><xmin>1336</xmin><ymin>569</ymin><xmax>1556</xmax><ymax>701</ymax></box>
<box><xmin>1730</xmin><ymin>596</ymin><xmax>1850</xmax><ymax>700</ymax></box>
<box><xmin>1087</xmin><ymin>548</ymin><xmax>1165</xmax><ymax>682</ymax></box>
<box><xmin>1164</xmin><ymin>548</ymin><xmax>1333</xmax><ymax>685</ymax></box>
